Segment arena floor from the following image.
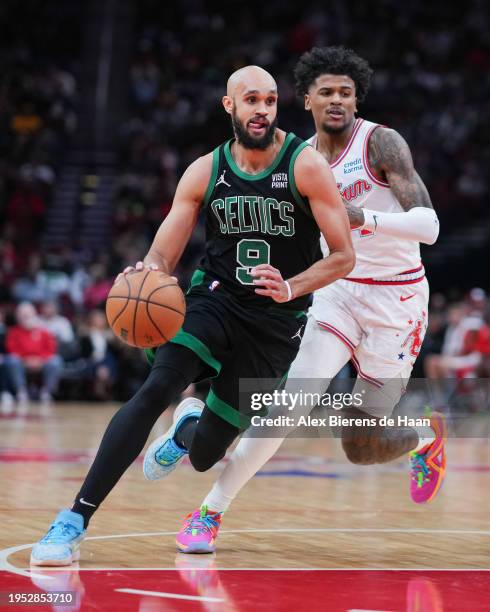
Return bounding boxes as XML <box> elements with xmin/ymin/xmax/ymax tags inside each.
<box><xmin>0</xmin><ymin>403</ymin><xmax>489</xmax><ymax>610</ymax></box>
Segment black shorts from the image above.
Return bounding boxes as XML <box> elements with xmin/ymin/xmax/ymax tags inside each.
<box><xmin>145</xmin><ymin>276</ymin><xmax>306</xmax><ymax>429</ymax></box>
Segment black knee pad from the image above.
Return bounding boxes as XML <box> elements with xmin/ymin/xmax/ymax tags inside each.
<box><xmin>189</xmin><ymin>437</ymin><xmax>226</xmax><ymax>472</ymax></box>
<box><xmin>188</xmin><ymin>407</ymin><xmax>239</xmax><ymax>472</ymax></box>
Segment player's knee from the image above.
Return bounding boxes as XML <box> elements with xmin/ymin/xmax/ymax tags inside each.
<box><xmin>188</xmin><ymin>451</ymin><xmax>220</xmax><ymax>472</ymax></box>
<box><xmin>136</xmin><ymin>368</ymin><xmax>181</xmax><ymax>411</ymax></box>
<box><xmin>188</xmin><ymin>436</ymin><xmax>227</xmax><ymax>473</ymax></box>
<box><xmin>342</xmin><ymin>439</ymin><xmax>378</xmax><ymax>465</ymax></box>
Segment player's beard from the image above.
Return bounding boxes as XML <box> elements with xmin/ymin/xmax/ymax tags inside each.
<box><xmin>322</xmin><ymin>123</ymin><xmax>346</xmax><ymax>134</ymax></box>
<box><xmin>232</xmin><ymin>111</ymin><xmax>278</xmax><ymax>150</ymax></box>
<box><xmin>321</xmin><ymin>115</ymin><xmax>353</xmax><ymax>135</ymax></box>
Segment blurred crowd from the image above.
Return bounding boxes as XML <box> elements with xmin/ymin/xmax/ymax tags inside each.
<box><xmin>419</xmin><ymin>288</ymin><xmax>490</xmax><ymax>379</ymax></box>
<box><xmin>0</xmin><ymin>0</ymin><xmax>489</xmax><ymax>408</ymax></box>
<box><xmin>117</xmin><ymin>0</ymin><xmax>489</xmax><ymax>245</ymax></box>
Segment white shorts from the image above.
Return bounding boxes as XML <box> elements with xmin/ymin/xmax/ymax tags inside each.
<box><xmin>309</xmin><ymin>276</ymin><xmax>430</xmax><ymax>385</ymax></box>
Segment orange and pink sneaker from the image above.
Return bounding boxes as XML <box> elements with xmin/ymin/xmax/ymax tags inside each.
<box><xmin>409</xmin><ymin>411</ymin><xmax>447</xmax><ymax>504</ymax></box>
<box><xmin>176</xmin><ymin>505</ymin><xmax>223</xmax><ymax>553</ymax></box>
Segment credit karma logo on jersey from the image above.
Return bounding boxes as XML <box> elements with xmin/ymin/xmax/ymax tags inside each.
<box><xmin>343</xmin><ymin>157</ymin><xmax>363</xmax><ymax>173</ymax></box>
<box><xmin>337</xmin><ymin>179</ymin><xmax>372</xmax><ymax>202</ymax></box>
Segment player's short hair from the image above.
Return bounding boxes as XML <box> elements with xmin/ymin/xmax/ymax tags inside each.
<box><xmin>294</xmin><ymin>46</ymin><xmax>373</xmax><ymax>102</ymax></box>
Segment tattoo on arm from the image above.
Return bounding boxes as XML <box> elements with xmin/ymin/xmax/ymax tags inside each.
<box><xmin>368</xmin><ymin>127</ymin><xmax>433</xmax><ymax>212</ymax></box>
<box><xmin>343</xmin><ymin>199</ymin><xmax>365</xmax><ymax>229</ymax></box>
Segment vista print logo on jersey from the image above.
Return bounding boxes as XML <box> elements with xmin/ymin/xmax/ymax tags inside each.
<box><xmin>271</xmin><ymin>172</ymin><xmax>288</xmax><ymax>188</ymax></box>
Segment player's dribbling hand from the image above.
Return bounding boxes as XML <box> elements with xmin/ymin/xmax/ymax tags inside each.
<box><xmin>115</xmin><ymin>261</ymin><xmax>177</xmax><ymax>284</ymax></box>
<box><xmin>251</xmin><ymin>264</ymin><xmax>291</xmax><ymax>303</ymax></box>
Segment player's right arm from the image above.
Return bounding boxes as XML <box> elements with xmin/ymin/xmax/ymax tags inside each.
<box><xmin>343</xmin><ymin>127</ymin><xmax>440</xmax><ymax>245</ymax></box>
<box><xmin>119</xmin><ymin>154</ymin><xmax>212</xmax><ymax>279</ymax></box>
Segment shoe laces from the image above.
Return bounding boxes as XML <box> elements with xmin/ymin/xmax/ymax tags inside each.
<box><xmin>41</xmin><ymin>521</ymin><xmax>80</xmax><ymax>544</ymax></box>
<box><xmin>156</xmin><ymin>439</ymin><xmax>183</xmax><ymax>464</ymax></box>
<box><xmin>410</xmin><ymin>451</ymin><xmax>431</xmax><ymax>488</ymax></box>
<box><xmin>183</xmin><ymin>506</ymin><xmax>221</xmax><ymax>535</ymax></box>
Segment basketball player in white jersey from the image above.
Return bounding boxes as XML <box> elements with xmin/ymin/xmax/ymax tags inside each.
<box><xmin>147</xmin><ymin>47</ymin><xmax>445</xmax><ymax>553</ymax></box>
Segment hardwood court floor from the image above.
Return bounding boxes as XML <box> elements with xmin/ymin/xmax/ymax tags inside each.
<box><xmin>0</xmin><ymin>402</ymin><xmax>489</xmax><ymax>610</ymax></box>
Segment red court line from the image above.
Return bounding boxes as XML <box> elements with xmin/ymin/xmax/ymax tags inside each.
<box><xmin>1</xmin><ymin>569</ymin><xmax>489</xmax><ymax>611</ymax></box>
<box><xmin>1</xmin><ymin>448</ymin><xmax>489</xmax><ymax>473</ymax></box>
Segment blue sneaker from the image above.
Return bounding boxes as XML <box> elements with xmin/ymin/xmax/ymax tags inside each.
<box><xmin>143</xmin><ymin>397</ymin><xmax>204</xmax><ymax>481</ymax></box>
<box><xmin>30</xmin><ymin>509</ymin><xmax>86</xmax><ymax>566</ymax></box>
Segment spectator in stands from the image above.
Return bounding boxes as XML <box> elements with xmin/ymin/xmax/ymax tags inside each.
<box><xmin>4</xmin><ymin>302</ymin><xmax>62</xmax><ymax>405</ymax></box>
<box><xmin>39</xmin><ymin>300</ymin><xmax>74</xmax><ymax>344</ymax></box>
<box><xmin>39</xmin><ymin>300</ymin><xmax>78</xmax><ymax>361</ymax></box>
<box><xmin>83</xmin><ymin>263</ymin><xmax>112</xmax><ymax>310</ymax></box>
<box><xmin>6</xmin><ymin>177</ymin><xmax>47</xmax><ymax>242</ymax></box>
<box><xmin>11</xmin><ymin>253</ymin><xmax>47</xmax><ymax>304</ymax></box>
<box><xmin>79</xmin><ymin>309</ymin><xmax>117</xmax><ymax>400</ymax></box>
<box><xmin>10</xmin><ymin>100</ymin><xmax>43</xmax><ymax>137</ymax></box>
<box><xmin>424</xmin><ymin>302</ymin><xmax>483</xmax><ymax>378</ymax></box>
<box><xmin>476</xmin><ymin>305</ymin><xmax>490</xmax><ymax>377</ymax></box>
<box><xmin>0</xmin><ymin>310</ymin><xmax>12</xmax><ymax>412</ymax></box>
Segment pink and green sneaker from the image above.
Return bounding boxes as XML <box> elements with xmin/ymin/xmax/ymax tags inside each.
<box><xmin>409</xmin><ymin>411</ymin><xmax>447</xmax><ymax>504</ymax></box>
<box><xmin>176</xmin><ymin>505</ymin><xmax>223</xmax><ymax>554</ymax></box>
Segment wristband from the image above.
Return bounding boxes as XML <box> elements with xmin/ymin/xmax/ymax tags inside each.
<box><xmin>284</xmin><ymin>280</ymin><xmax>293</xmax><ymax>302</ymax></box>
<box><xmin>361</xmin><ymin>208</ymin><xmax>378</xmax><ymax>233</ymax></box>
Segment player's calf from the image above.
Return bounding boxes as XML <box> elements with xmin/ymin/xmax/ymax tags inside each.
<box><xmin>341</xmin><ymin>409</ymin><xmax>418</xmax><ymax>465</ymax></box>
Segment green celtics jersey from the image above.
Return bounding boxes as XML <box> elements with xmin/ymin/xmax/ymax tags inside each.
<box><xmin>199</xmin><ymin>133</ymin><xmax>321</xmax><ymax>311</ymax></box>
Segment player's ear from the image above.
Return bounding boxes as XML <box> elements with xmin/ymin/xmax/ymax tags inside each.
<box><xmin>222</xmin><ymin>95</ymin><xmax>233</xmax><ymax>115</ymax></box>
<box><xmin>304</xmin><ymin>94</ymin><xmax>311</xmax><ymax>111</ymax></box>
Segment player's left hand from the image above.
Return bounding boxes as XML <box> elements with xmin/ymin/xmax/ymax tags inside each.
<box><xmin>251</xmin><ymin>264</ymin><xmax>291</xmax><ymax>303</ymax></box>
<box><xmin>343</xmin><ymin>201</ymin><xmax>365</xmax><ymax>229</ymax></box>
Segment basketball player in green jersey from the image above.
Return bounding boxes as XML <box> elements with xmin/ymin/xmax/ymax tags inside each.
<box><xmin>30</xmin><ymin>65</ymin><xmax>354</xmax><ymax>565</ymax></box>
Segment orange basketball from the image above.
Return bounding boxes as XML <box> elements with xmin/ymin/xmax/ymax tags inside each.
<box><xmin>105</xmin><ymin>269</ymin><xmax>186</xmax><ymax>348</ymax></box>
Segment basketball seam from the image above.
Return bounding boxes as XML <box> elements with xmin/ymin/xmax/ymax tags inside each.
<box><xmin>144</xmin><ymin>300</ymin><xmax>170</xmax><ymax>345</ymax></box>
<box><xmin>145</xmin><ymin>283</ymin><xmax>185</xmax><ymax>314</ymax></box>
<box><xmin>109</xmin><ymin>275</ymin><xmax>132</xmax><ymax>329</ymax></box>
<box><xmin>133</xmin><ymin>270</ymin><xmax>152</xmax><ymax>345</ymax></box>
<box><xmin>107</xmin><ymin>296</ymin><xmax>185</xmax><ymax>317</ymax></box>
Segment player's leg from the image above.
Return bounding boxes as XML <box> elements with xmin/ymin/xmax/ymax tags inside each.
<box><xmin>341</xmin><ymin>372</ymin><xmax>447</xmax><ymax>502</ymax></box>
<box><xmin>176</xmin><ymin>316</ymin><xmax>352</xmax><ymax>553</ymax></box>
<box><xmin>340</xmin><ymin>279</ymin><xmax>447</xmax><ymax>502</ymax></box>
<box><xmin>340</xmin><ymin>278</ymin><xmax>429</xmax><ymax>464</ymax></box>
<box><xmin>203</xmin><ymin>315</ymin><xmax>352</xmax><ymax>508</ymax></box>
<box><xmin>30</xmin><ymin>343</ymin><xmax>208</xmax><ymax>566</ymax></box>
<box><xmin>73</xmin><ymin>343</ymin><xmax>211</xmax><ymax>517</ymax></box>
<box><xmin>340</xmin><ymin>371</ymin><xmax>420</xmax><ymax>465</ymax></box>
<box><xmin>142</xmin><ymin>288</ymin><xmax>237</xmax><ymax>482</ymax></box>
<box><xmin>196</xmin><ymin>289</ymin><xmax>361</xmax><ymax>515</ymax></box>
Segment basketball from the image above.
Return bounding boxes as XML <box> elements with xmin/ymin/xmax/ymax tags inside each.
<box><xmin>105</xmin><ymin>269</ymin><xmax>186</xmax><ymax>348</ymax></box>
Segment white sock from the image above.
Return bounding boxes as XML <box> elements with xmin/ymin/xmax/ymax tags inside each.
<box><xmin>202</xmin><ymin>436</ymin><xmax>285</xmax><ymax>512</ymax></box>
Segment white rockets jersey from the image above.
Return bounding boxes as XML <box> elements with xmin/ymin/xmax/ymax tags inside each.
<box><xmin>308</xmin><ymin>118</ymin><xmax>422</xmax><ymax>279</ymax></box>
